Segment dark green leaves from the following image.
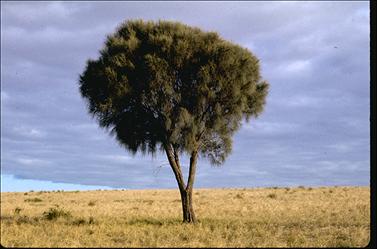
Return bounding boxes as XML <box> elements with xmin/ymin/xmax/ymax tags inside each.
<box><xmin>79</xmin><ymin>19</ymin><xmax>268</xmax><ymax>163</ymax></box>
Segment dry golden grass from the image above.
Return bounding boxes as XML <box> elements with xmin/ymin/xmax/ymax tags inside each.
<box><xmin>1</xmin><ymin>186</ymin><xmax>370</xmax><ymax>247</ymax></box>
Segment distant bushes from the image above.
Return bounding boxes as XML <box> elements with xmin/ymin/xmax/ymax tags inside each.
<box><xmin>114</xmin><ymin>200</ymin><xmax>125</xmax><ymax>203</ymax></box>
<box><xmin>38</xmin><ymin>191</ymin><xmax>50</xmax><ymax>194</ymax></box>
<box><xmin>42</xmin><ymin>206</ymin><xmax>96</xmax><ymax>225</ymax></box>
<box><xmin>25</xmin><ymin>198</ymin><xmax>43</xmax><ymax>202</ymax></box>
<box><xmin>15</xmin><ymin>215</ymin><xmax>39</xmax><ymax>225</ymax></box>
<box><xmin>14</xmin><ymin>207</ymin><xmax>22</xmax><ymax>215</ymax></box>
<box><xmin>42</xmin><ymin>207</ymin><xmax>71</xmax><ymax>220</ymax></box>
<box><xmin>70</xmin><ymin>216</ymin><xmax>96</xmax><ymax>226</ymax></box>
<box><xmin>11</xmin><ymin>207</ymin><xmax>39</xmax><ymax>225</ymax></box>
<box><xmin>11</xmin><ymin>205</ymin><xmax>96</xmax><ymax>226</ymax></box>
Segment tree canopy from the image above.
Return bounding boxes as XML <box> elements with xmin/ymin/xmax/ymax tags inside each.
<box><xmin>79</xmin><ymin>19</ymin><xmax>268</xmax><ymax>165</ymax></box>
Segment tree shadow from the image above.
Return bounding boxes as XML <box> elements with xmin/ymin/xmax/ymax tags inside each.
<box><xmin>126</xmin><ymin>217</ymin><xmax>181</xmax><ymax>226</ymax></box>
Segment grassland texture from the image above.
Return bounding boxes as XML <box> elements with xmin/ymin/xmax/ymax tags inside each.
<box><xmin>1</xmin><ymin>186</ymin><xmax>370</xmax><ymax>247</ymax></box>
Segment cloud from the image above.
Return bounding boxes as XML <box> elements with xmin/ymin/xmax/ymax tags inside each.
<box><xmin>12</xmin><ymin>126</ymin><xmax>46</xmax><ymax>138</ymax></box>
<box><xmin>287</xmin><ymin>59</ymin><xmax>311</xmax><ymax>72</ymax></box>
<box><xmin>1</xmin><ymin>1</ymin><xmax>369</xmax><ymax>189</ymax></box>
<box><xmin>243</xmin><ymin>121</ymin><xmax>301</xmax><ymax>136</ymax></box>
<box><xmin>95</xmin><ymin>155</ymin><xmax>132</xmax><ymax>164</ymax></box>
<box><xmin>4</xmin><ymin>2</ymin><xmax>75</xmax><ymax>22</ymax></box>
<box><xmin>17</xmin><ymin>158</ymin><xmax>52</xmax><ymax>166</ymax></box>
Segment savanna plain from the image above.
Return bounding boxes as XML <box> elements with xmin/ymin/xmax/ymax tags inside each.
<box><xmin>0</xmin><ymin>186</ymin><xmax>370</xmax><ymax>247</ymax></box>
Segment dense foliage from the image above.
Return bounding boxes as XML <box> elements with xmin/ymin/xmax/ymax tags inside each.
<box><xmin>79</xmin><ymin>19</ymin><xmax>268</xmax><ymax>165</ymax></box>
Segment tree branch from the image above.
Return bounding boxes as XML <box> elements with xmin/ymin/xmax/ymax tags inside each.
<box><xmin>172</xmin><ymin>145</ymin><xmax>181</xmax><ymax>170</ymax></box>
<box><xmin>186</xmin><ymin>149</ymin><xmax>198</xmax><ymax>192</ymax></box>
<box><xmin>164</xmin><ymin>143</ymin><xmax>186</xmax><ymax>192</ymax></box>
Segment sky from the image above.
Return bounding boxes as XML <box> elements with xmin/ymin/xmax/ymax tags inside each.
<box><xmin>1</xmin><ymin>1</ymin><xmax>370</xmax><ymax>192</ymax></box>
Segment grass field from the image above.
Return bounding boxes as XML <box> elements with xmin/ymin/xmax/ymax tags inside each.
<box><xmin>0</xmin><ymin>186</ymin><xmax>370</xmax><ymax>247</ymax></box>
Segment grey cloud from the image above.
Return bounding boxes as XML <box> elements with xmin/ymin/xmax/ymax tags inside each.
<box><xmin>1</xmin><ymin>1</ymin><xmax>369</xmax><ymax>189</ymax></box>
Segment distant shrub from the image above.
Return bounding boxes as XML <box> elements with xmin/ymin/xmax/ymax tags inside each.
<box><xmin>14</xmin><ymin>215</ymin><xmax>40</xmax><ymax>225</ymax></box>
<box><xmin>70</xmin><ymin>216</ymin><xmax>95</xmax><ymax>226</ymax></box>
<box><xmin>15</xmin><ymin>215</ymin><xmax>32</xmax><ymax>225</ymax></box>
<box><xmin>308</xmin><ymin>187</ymin><xmax>313</xmax><ymax>191</ymax></box>
<box><xmin>329</xmin><ymin>189</ymin><xmax>334</xmax><ymax>193</ymax></box>
<box><xmin>267</xmin><ymin>193</ymin><xmax>277</xmax><ymax>199</ymax></box>
<box><xmin>88</xmin><ymin>216</ymin><xmax>95</xmax><ymax>224</ymax></box>
<box><xmin>24</xmin><ymin>192</ymin><xmax>28</xmax><ymax>195</ymax></box>
<box><xmin>88</xmin><ymin>201</ymin><xmax>96</xmax><ymax>206</ymax></box>
<box><xmin>14</xmin><ymin>207</ymin><xmax>22</xmax><ymax>215</ymax></box>
<box><xmin>142</xmin><ymin>200</ymin><xmax>154</xmax><ymax>205</ymax></box>
<box><xmin>29</xmin><ymin>190</ymin><xmax>34</xmax><ymax>192</ymax></box>
<box><xmin>285</xmin><ymin>187</ymin><xmax>290</xmax><ymax>191</ymax></box>
<box><xmin>42</xmin><ymin>207</ymin><xmax>71</xmax><ymax>220</ymax></box>
<box><xmin>298</xmin><ymin>186</ymin><xmax>305</xmax><ymax>189</ymax></box>
<box><xmin>272</xmin><ymin>186</ymin><xmax>279</xmax><ymax>189</ymax></box>
<box><xmin>235</xmin><ymin>193</ymin><xmax>244</xmax><ymax>199</ymax></box>
<box><xmin>71</xmin><ymin>218</ymin><xmax>86</xmax><ymax>225</ymax></box>
<box><xmin>25</xmin><ymin>198</ymin><xmax>43</xmax><ymax>202</ymax></box>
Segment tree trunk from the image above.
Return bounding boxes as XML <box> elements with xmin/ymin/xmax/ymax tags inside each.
<box><xmin>181</xmin><ymin>149</ymin><xmax>198</xmax><ymax>223</ymax></box>
<box><xmin>164</xmin><ymin>143</ymin><xmax>198</xmax><ymax>223</ymax></box>
<box><xmin>180</xmin><ymin>189</ymin><xmax>196</xmax><ymax>223</ymax></box>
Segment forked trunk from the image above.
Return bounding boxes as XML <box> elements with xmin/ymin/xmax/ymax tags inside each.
<box><xmin>164</xmin><ymin>143</ymin><xmax>198</xmax><ymax>223</ymax></box>
<box><xmin>180</xmin><ymin>189</ymin><xmax>196</xmax><ymax>223</ymax></box>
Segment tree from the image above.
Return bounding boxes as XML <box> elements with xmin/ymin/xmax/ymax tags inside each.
<box><xmin>79</xmin><ymin>19</ymin><xmax>268</xmax><ymax>223</ymax></box>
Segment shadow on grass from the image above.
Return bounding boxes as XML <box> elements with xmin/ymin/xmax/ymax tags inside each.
<box><xmin>125</xmin><ymin>217</ymin><xmax>236</xmax><ymax>227</ymax></box>
<box><xmin>126</xmin><ymin>217</ymin><xmax>181</xmax><ymax>226</ymax></box>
